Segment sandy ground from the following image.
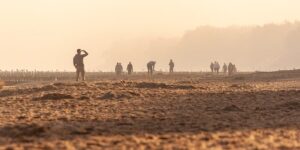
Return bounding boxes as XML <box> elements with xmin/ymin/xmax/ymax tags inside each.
<box><xmin>0</xmin><ymin>71</ymin><xmax>300</xmax><ymax>150</ymax></box>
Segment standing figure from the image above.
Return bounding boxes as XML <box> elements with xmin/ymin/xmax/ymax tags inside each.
<box><xmin>115</xmin><ymin>63</ymin><xmax>123</xmax><ymax>75</ymax></box>
<box><xmin>169</xmin><ymin>59</ymin><xmax>174</xmax><ymax>73</ymax></box>
<box><xmin>222</xmin><ymin>63</ymin><xmax>228</xmax><ymax>74</ymax></box>
<box><xmin>147</xmin><ymin>61</ymin><xmax>156</xmax><ymax>75</ymax></box>
<box><xmin>232</xmin><ymin>64</ymin><xmax>237</xmax><ymax>73</ymax></box>
<box><xmin>115</xmin><ymin>63</ymin><xmax>119</xmax><ymax>75</ymax></box>
<box><xmin>73</xmin><ymin>49</ymin><xmax>88</xmax><ymax>81</ymax></box>
<box><xmin>228</xmin><ymin>62</ymin><xmax>233</xmax><ymax>75</ymax></box>
<box><xmin>127</xmin><ymin>62</ymin><xmax>133</xmax><ymax>75</ymax></box>
<box><xmin>214</xmin><ymin>61</ymin><xmax>220</xmax><ymax>74</ymax></box>
<box><xmin>210</xmin><ymin>62</ymin><xmax>214</xmax><ymax>73</ymax></box>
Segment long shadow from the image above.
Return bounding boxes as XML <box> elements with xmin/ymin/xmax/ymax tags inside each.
<box><xmin>0</xmin><ymin>89</ymin><xmax>300</xmax><ymax>144</ymax></box>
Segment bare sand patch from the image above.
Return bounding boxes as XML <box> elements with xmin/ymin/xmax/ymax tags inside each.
<box><xmin>0</xmin><ymin>72</ymin><xmax>299</xmax><ymax>149</ymax></box>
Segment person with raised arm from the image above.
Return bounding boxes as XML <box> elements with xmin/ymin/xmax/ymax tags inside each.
<box><xmin>73</xmin><ymin>49</ymin><xmax>88</xmax><ymax>81</ymax></box>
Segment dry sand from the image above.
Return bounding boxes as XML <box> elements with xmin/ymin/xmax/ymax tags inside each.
<box><xmin>0</xmin><ymin>81</ymin><xmax>3</xmax><ymax>89</ymax></box>
<box><xmin>0</xmin><ymin>71</ymin><xmax>300</xmax><ymax>150</ymax></box>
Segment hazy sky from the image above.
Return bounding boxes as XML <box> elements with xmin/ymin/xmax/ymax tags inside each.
<box><xmin>1</xmin><ymin>0</ymin><xmax>300</xmax><ymax>71</ymax></box>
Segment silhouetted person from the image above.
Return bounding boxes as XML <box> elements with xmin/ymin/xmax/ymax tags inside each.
<box><xmin>223</xmin><ymin>63</ymin><xmax>228</xmax><ymax>74</ymax></box>
<box><xmin>233</xmin><ymin>64</ymin><xmax>237</xmax><ymax>73</ymax></box>
<box><xmin>147</xmin><ymin>61</ymin><xmax>156</xmax><ymax>75</ymax></box>
<box><xmin>115</xmin><ymin>62</ymin><xmax>123</xmax><ymax>75</ymax></box>
<box><xmin>73</xmin><ymin>49</ymin><xmax>88</xmax><ymax>81</ymax></box>
<box><xmin>169</xmin><ymin>59</ymin><xmax>174</xmax><ymax>73</ymax></box>
<box><xmin>214</xmin><ymin>61</ymin><xmax>220</xmax><ymax>74</ymax></box>
<box><xmin>115</xmin><ymin>63</ymin><xmax>118</xmax><ymax>75</ymax></box>
<box><xmin>210</xmin><ymin>62</ymin><xmax>214</xmax><ymax>73</ymax></box>
<box><xmin>127</xmin><ymin>62</ymin><xmax>133</xmax><ymax>75</ymax></box>
<box><xmin>228</xmin><ymin>62</ymin><xmax>234</xmax><ymax>75</ymax></box>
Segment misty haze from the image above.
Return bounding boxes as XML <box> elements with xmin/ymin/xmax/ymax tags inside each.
<box><xmin>105</xmin><ymin>22</ymin><xmax>300</xmax><ymax>71</ymax></box>
<box><xmin>3</xmin><ymin>22</ymin><xmax>300</xmax><ymax>72</ymax></box>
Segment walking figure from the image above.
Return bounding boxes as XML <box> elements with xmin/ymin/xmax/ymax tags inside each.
<box><xmin>73</xmin><ymin>49</ymin><xmax>88</xmax><ymax>81</ymax></box>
